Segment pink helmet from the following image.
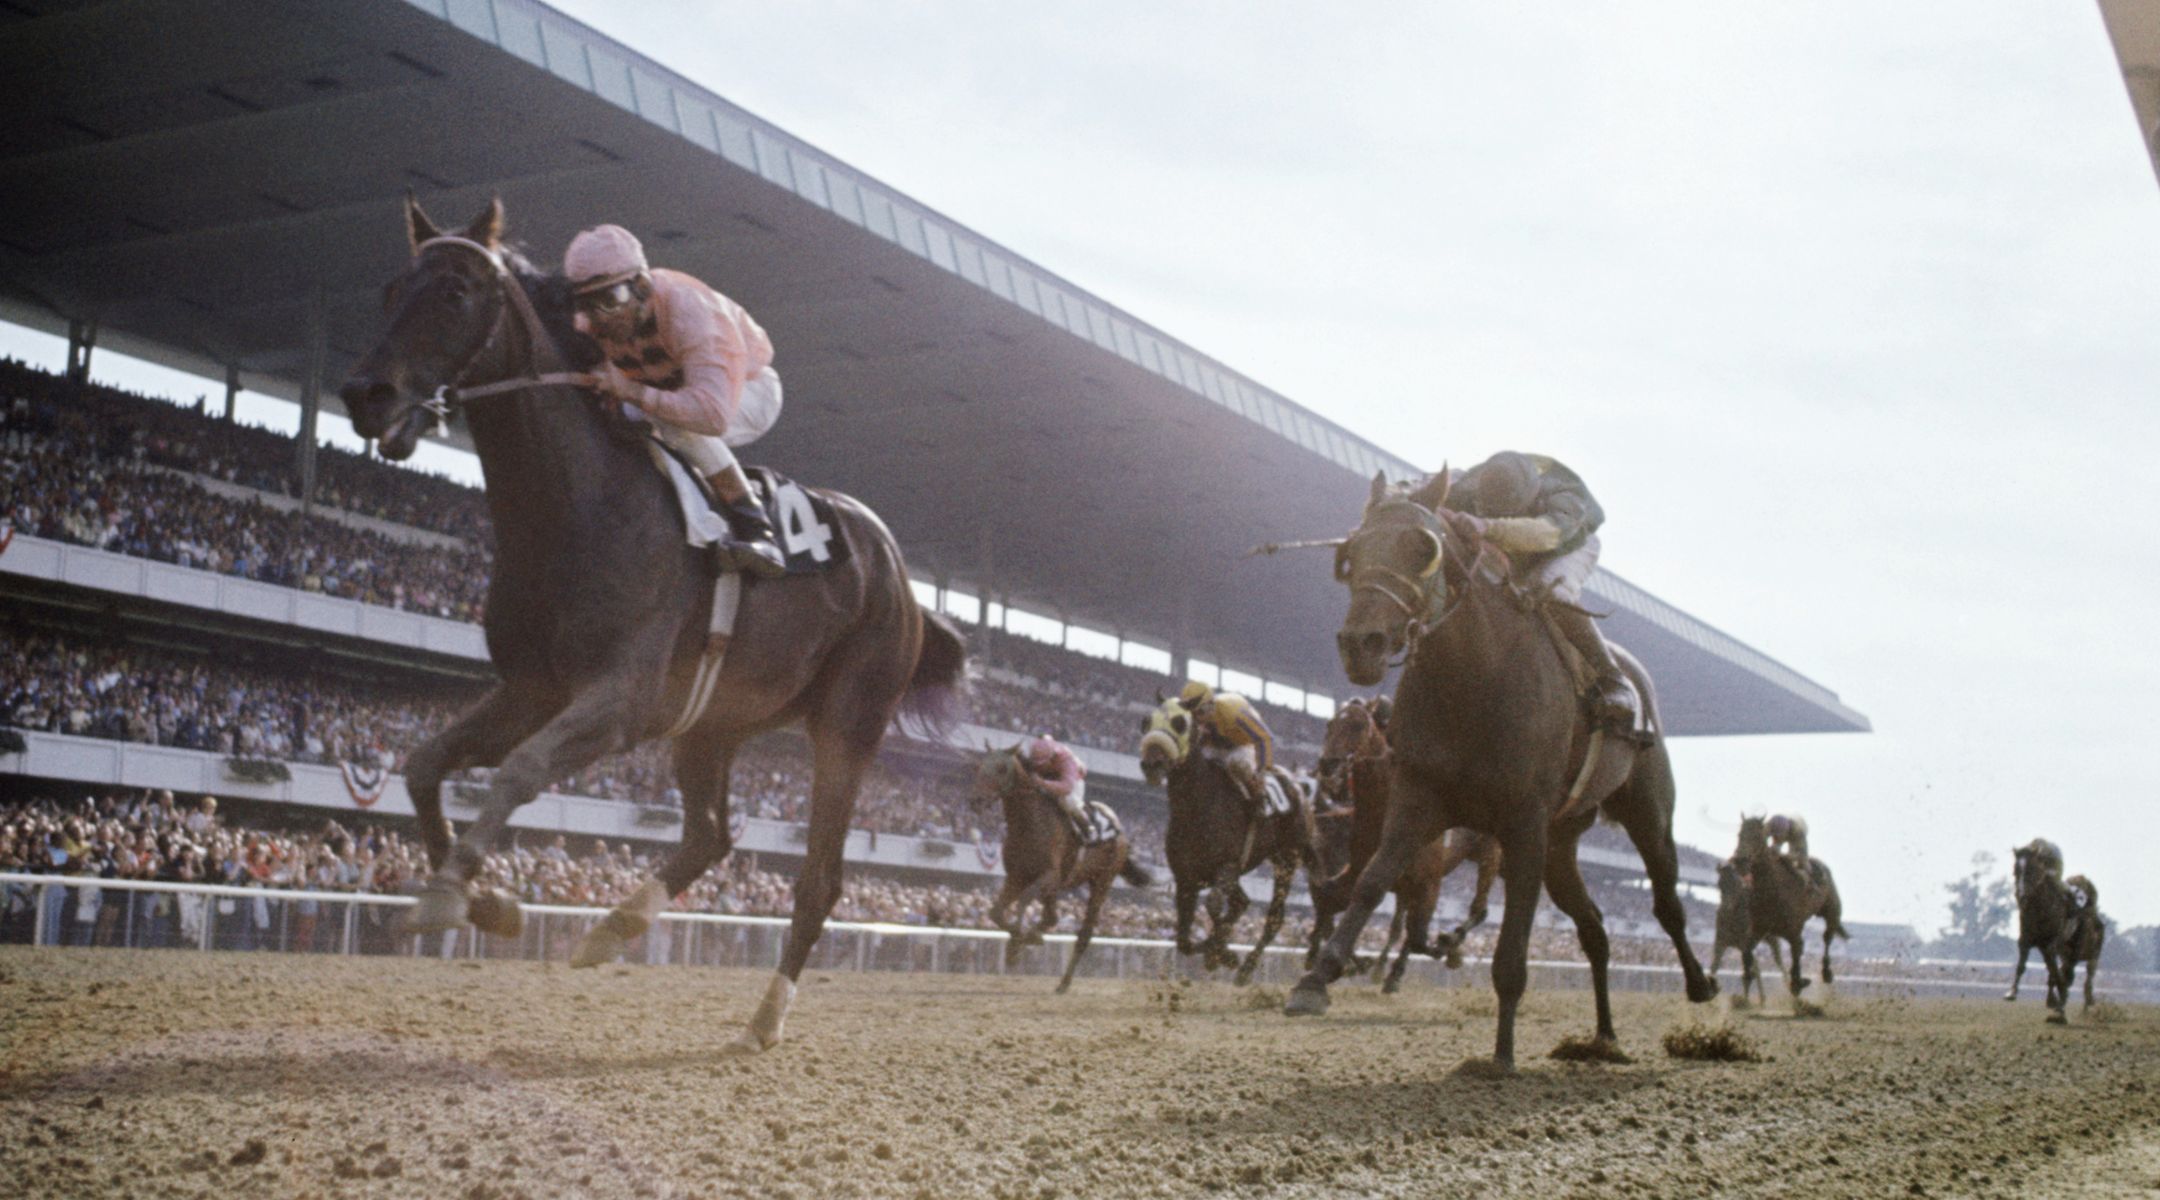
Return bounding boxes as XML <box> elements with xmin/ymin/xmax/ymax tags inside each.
<box><xmin>564</xmin><ymin>224</ymin><xmax>648</xmax><ymax>294</ymax></box>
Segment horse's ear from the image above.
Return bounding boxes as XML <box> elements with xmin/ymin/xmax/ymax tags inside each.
<box><xmin>1367</xmin><ymin>471</ymin><xmax>1389</xmax><ymax>511</ymax></box>
<box><xmin>463</xmin><ymin>195</ymin><xmax>505</xmax><ymax>248</ymax></box>
<box><xmin>1410</xmin><ymin>462</ymin><xmax>1450</xmax><ymax>511</ymax></box>
<box><xmin>405</xmin><ymin>191</ymin><xmax>441</xmax><ymax>251</ymax></box>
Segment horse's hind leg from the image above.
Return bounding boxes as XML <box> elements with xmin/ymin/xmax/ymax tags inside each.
<box><xmin>407</xmin><ymin>677</ymin><xmax>643</xmax><ymax>936</ymax></box>
<box><xmin>572</xmin><ymin>732</ymin><xmax>736</xmax><ymax>968</ymax></box>
<box><xmin>1058</xmin><ymin>870</ymin><xmax>1112</xmax><ymax>995</ymax></box>
<box><xmin>1286</xmin><ymin>793</ymin><xmax>1444</xmax><ymax>1017</ymax></box>
<box><xmin>1543</xmin><ymin>827</ymin><xmax>1618</xmax><ymax>1049</ymax></box>
<box><xmin>1611</xmin><ymin>750</ymin><xmax>1717</xmax><ymax>1003</ymax></box>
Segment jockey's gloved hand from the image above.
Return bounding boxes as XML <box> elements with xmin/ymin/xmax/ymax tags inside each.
<box><xmin>588</xmin><ymin>364</ymin><xmax>647</xmax><ymax>407</ymax></box>
<box><xmin>1483</xmin><ymin>516</ymin><xmax>1564</xmax><ymax>554</ymax></box>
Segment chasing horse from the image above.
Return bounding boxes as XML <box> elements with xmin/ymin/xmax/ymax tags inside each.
<box><xmin>1309</xmin><ymin>696</ymin><xmax>1499</xmax><ymax>993</ymax></box>
<box><xmin>1279</xmin><ymin>454</ymin><xmax>1716</xmax><ymax>1071</ymax></box>
<box><xmin>339</xmin><ymin>197</ymin><xmax>967</xmax><ymax>1054</ymax></box>
<box><xmin>1730</xmin><ymin>814</ymin><xmax>1848</xmax><ymax>1002</ymax></box>
<box><xmin>972</xmin><ymin>737</ymin><xmax>1154</xmax><ymax>993</ymax></box>
<box><xmin>1711</xmin><ymin>858</ymin><xmax>1774</xmax><ymax>1007</ymax></box>
<box><xmin>2005</xmin><ymin>839</ymin><xmax>2106</xmax><ymax>1022</ymax></box>
<box><xmin>1139</xmin><ymin>690</ymin><xmax>1316</xmax><ymax>986</ymax></box>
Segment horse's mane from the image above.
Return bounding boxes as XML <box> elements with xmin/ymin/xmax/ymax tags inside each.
<box><xmin>498</xmin><ymin>242</ymin><xmax>603</xmax><ymax>372</ymax></box>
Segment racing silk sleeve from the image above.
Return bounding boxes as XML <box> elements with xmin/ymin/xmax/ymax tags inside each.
<box><xmin>623</xmin><ymin>269</ymin><xmax>775</xmax><ymax>437</ymax></box>
<box><xmin>1527</xmin><ymin>456</ymin><xmax>1605</xmax><ymax>554</ymax></box>
<box><xmin>1212</xmin><ymin>695</ymin><xmax>1276</xmax><ymax>774</ymax></box>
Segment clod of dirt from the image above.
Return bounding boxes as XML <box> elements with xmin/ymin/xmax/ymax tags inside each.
<box><xmin>1791</xmin><ymin>998</ymin><xmax>1828</xmax><ymax>1019</ymax></box>
<box><xmin>229</xmin><ymin>1139</ymin><xmax>267</xmax><ymax>1167</ymax></box>
<box><xmin>1662</xmin><ymin>1024</ymin><xmax>1763</xmax><ymax>1063</ymax></box>
<box><xmin>1550</xmin><ymin>1036</ymin><xmax>1633</xmax><ymax>1064</ymax></box>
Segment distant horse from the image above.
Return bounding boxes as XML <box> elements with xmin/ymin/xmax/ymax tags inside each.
<box><xmin>339</xmin><ymin>197</ymin><xmax>966</xmax><ymax>1054</ymax></box>
<box><xmin>1139</xmin><ymin>698</ymin><xmax>1315</xmax><ymax>986</ymax></box>
<box><xmin>1710</xmin><ymin>858</ymin><xmax>1773</xmax><ymax>1006</ymax></box>
<box><xmin>1308</xmin><ymin>697</ymin><xmax>1499</xmax><ymax>993</ymax></box>
<box><xmin>971</xmin><ymin>745</ymin><xmax>1153</xmax><ymax>993</ymax></box>
<box><xmin>1731</xmin><ymin>815</ymin><xmax>1848</xmax><ymax>1000</ymax></box>
<box><xmin>1285</xmin><ymin>472</ymin><xmax>1715</xmax><ymax>1071</ymax></box>
<box><xmin>2005</xmin><ymin>844</ymin><xmax>2103</xmax><ymax>1021</ymax></box>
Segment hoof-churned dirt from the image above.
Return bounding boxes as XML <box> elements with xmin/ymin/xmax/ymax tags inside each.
<box><xmin>4</xmin><ymin>948</ymin><xmax>2159</xmax><ymax>1198</ymax></box>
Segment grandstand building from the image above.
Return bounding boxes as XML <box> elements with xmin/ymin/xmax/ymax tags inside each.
<box><xmin>2</xmin><ymin>0</ymin><xmax>1863</xmax><ymax>937</ymax></box>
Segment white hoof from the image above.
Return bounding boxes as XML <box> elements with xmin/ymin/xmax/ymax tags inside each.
<box><xmin>724</xmin><ymin>973</ymin><xmax>796</xmax><ymax>1056</ymax></box>
<box><xmin>569</xmin><ymin>879</ymin><xmax>668</xmax><ymax>969</ymax></box>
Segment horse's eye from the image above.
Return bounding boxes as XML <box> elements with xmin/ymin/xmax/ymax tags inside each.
<box><xmin>1170</xmin><ymin>715</ymin><xmax>1189</xmax><ymax>736</ymax></box>
<box><xmin>442</xmin><ymin>276</ymin><xmax>470</xmax><ymax>303</ymax></box>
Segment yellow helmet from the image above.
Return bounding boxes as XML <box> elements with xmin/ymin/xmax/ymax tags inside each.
<box><xmin>1177</xmin><ymin>680</ymin><xmax>1214</xmax><ymax>708</ymax></box>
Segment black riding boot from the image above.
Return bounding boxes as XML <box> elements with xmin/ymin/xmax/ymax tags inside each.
<box><xmin>1553</xmin><ymin>608</ymin><xmax>1638</xmax><ymax>729</ymax></box>
<box><xmin>705</xmin><ymin>466</ymin><xmax>787</xmax><ymax>579</ymax></box>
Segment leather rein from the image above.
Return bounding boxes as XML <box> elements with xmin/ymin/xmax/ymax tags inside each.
<box><xmin>407</xmin><ymin>236</ymin><xmax>593</xmax><ymax>428</ymax></box>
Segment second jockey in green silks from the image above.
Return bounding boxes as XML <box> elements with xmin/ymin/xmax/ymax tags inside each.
<box><xmin>565</xmin><ymin>223</ymin><xmax>787</xmax><ymax>579</ymax></box>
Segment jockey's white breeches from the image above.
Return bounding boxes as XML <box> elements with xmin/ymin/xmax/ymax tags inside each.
<box><xmin>1536</xmin><ymin>533</ymin><xmax>1600</xmax><ymax>604</ymax></box>
<box><xmin>650</xmin><ymin>367</ymin><xmax>784</xmax><ymax>476</ymax></box>
<box><xmin>1056</xmin><ymin>778</ymin><xmax>1088</xmax><ymax>823</ymax></box>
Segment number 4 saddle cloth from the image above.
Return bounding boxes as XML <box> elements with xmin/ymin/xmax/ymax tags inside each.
<box><xmin>644</xmin><ymin>438</ymin><xmax>852</xmax><ymax>575</ymax></box>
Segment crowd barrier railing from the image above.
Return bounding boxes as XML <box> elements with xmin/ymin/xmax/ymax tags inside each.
<box><xmin>4</xmin><ymin>873</ymin><xmax>2154</xmax><ymax>1002</ymax></box>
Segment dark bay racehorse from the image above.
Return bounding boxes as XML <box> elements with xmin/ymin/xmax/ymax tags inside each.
<box><xmin>1711</xmin><ymin>858</ymin><xmax>1775</xmax><ymax>1006</ymax></box>
<box><xmin>1732</xmin><ymin>816</ymin><xmax>1848</xmax><ymax>1001</ymax></box>
<box><xmin>2005</xmin><ymin>844</ymin><xmax>2105</xmax><ymax>1021</ymax></box>
<box><xmin>972</xmin><ymin>745</ymin><xmax>1153</xmax><ymax>993</ymax></box>
<box><xmin>1139</xmin><ymin>699</ymin><xmax>1314</xmax><ymax>986</ymax></box>
<box><xmin>1309</xmin><ymin>697</ymin><xmax>1499</xmax><ymax>992</ymax></box>
<box><xmin>339</xmin><ymin>198</ymin><xmax>966</xmax><ymax>1054</ymax></box>
<box><xmin>1284</xmin><ymin>472</ymin><xmax>1715</xmax><ymax>1070</ymax></box>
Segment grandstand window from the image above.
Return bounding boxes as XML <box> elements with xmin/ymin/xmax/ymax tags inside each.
<box><xmin>1221</xmin><ymin>667</ymin><xmax>1264</xmax><ymax>697</ymax></box>
<box><xmin>940</xmin><ymin>589</ymin><xmax>981</xmax><ymax>625</ymax></box>
<box><xmin>982</xmin><ymin>254</ymin><xmax>1016</xmax><ymax>302</ymax></box>
<box><xmin>497</xmin><ymin>10</ymin><xmax>546</xmax><ymax>67</ymax></box>
<box><xmin>631</xmin><ymin>68</ymin><xmax>679</xmax><ymax>131</ymax></box>
<box><xmin>986</xmin><ymin>600</ymin><xmax>1006</xmax><ymax>627</ymax></box>
<box><xmin>790</xmin><ymin>152</ymin><xmax>832</xmax><ymax>209</ymax></box>
<box><xmin>541</xmin><ymin>21</ymin><xmax>593</xmax><ymax>89</ymax></box>
<box><xmin>1064</xmin><ymin>624</ymin><xmax>1118</xmax><ymax>662</ymax></box>
<box><xmin>1120</xmin><ymin>640</ymin><xmax>1172</xmax><ymax>675</ymax></box>
<box><xmin>1004</xmin><ymin>604</ymin><xmax>1062</xmax><ymax>646</ymax></box>
<box><xmin>1186</xmin><ymin>658</ymin><xmax>1221</xmax><ymax>688</ymax></box>
<box><xmin>588</xmin><ymin>47</ymin><xmax>638</xmax><ymax>113</ymax></box>
<box><xmin>824</xmin><ymin>173</ymin><xmax>865</xmax><ymax>226</ymax></box>
<box><xmin>446</xmin><ymin>0</ymin><xmax>498</xmax><ymax>42</ymax></box>
<box><xmin>909</xmin><ymin>580</ymin><xmax>939</xmax><ymax>610</ymax></box>
<box><xmin>1305</xmin><ymin>694</ymin><xmax>1337</xmax><ymax>719</ymax></box>
<box><xmin>923</xmin><ymin>222</ymin><xmax>957</xmax><ymax>272</ymax></box>
<box><xmin>1264</xmin><ymin>680</ymin><xmax>1305</xmax><ymax>711</ymax></box>
<box><xmin>953</xmin><ymin>238</ymin><xmax>986</xmax><ymax>286</ymax></box>
<box><xmin>675</xmin><ymin>98</ymin><xmax>720</xmax><ymax>154</ymax></box>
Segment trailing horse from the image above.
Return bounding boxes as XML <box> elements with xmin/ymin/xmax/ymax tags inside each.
<box><xmin>1309</xmin><ymin>697</ymin><xmax>1499</xmax><ymax>992</ymax></box>
<box><xmin>1710</xmin><ymin>858</ymin><xmax>1775</xmax><ymax>1006</ymax></box>
<box><xmin>2005</xmin><ymin>843</ymin><xmax>2104</xmax><ymax>1022</ymax></box>
<box><xmin>1731</xmin><ymin>815</ymin><xmax>1848</xmax><ymax>1002</ymax></box>
<box><xmin>1139</xmin><ymin>698</ymin><xmax>1315</xmax><ymax>986</ymax></box>
<box><xmin>1282</xmin><ymin>471</ymin><xmax>1715</xmax><ymax>1071</ymax></box>
<box><xmin>971</xmin><ymin>744</ymin><xmax>1153</xmax><ymax>993</ymax></box>
<box><xmin>338</xmin><ymin>197</ymin><xmax>967</xmax><ymax>1055</ymax></box>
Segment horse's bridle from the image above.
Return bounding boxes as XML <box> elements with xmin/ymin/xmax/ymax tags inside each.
<box><xmin>404</xmin><ymin>236</ymin><xmax>590</xmax><ymax>429</ymax></box>
<box><xmin>1337</xmin><ymin>501</ymin><xmax>1506</xmax><ymax>669</ymax></box>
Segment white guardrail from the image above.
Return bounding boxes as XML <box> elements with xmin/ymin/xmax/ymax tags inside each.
<box><xmin>5</xmin><ymin>873</ymin><xmax>2153</xmax><ymax>1002</ymax></box>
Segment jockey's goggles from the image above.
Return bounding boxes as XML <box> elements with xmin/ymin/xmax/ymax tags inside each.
<box><xmin>574</xmin><ymin>280</ymin><xmax>640</xmax><ymax>316</ymax></box>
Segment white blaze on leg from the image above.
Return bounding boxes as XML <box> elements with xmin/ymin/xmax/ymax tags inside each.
<box><xmin>727</xmin><ymin>972</ymin><xmax>797</xmax><ymax>1055</ymax></box>
<box><xmin>621</xmin><ymin>877</ymin><xmax>668</xmax><ymax>928</ymax></box>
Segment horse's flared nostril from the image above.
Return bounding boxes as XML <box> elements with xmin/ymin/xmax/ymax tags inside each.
<box><xmin>338</xmin><ymin>379</ymin><xmax>396</xmax><ymax>415</ymax></box>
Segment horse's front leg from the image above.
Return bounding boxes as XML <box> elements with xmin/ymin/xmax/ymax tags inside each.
<box><xmin>401</xmin><ymin>684</ymin><xmax>560</xmax><ymax>872</ymax></box>
<box><xmin>2004</xmin><ymin>941</ymin><xmax>2031</xmax><ymax>1001</ymax></box>
<box><xmin>405</xmin><ymin>672</ymin><xmax>649</xmax><ymax>936</ymax></box>
<box><xmin>1057</xmin><ymin>872</ymin><xmax>1113</xmax><ymax>995</ymax></box>
<box><xmin>1172</xmin><ymin>877</ymin><xmax>1203</xmax><ymax>959</ymax></box>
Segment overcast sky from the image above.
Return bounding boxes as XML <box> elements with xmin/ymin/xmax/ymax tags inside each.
<box><xmin>11</xmin><ymin>2</ymin><xmax>2157</xmax><ymax>935</ymax></box>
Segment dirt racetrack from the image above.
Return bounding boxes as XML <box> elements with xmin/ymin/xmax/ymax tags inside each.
<box><xmin>4</xmin><ymin>947</ymin><xmax>2160</xmax><ymax>1199</ymax></box>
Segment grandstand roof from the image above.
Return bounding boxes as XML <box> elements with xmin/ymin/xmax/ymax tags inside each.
<box><xmin>2100</xmin><ymin>0</ymin><xmax>2160</xmax><ymax>188</ymax></box>
<box><xmin>0</xmin><ymin>0</ymin><xmax>1867</xmax><ymax>733</ymax></box>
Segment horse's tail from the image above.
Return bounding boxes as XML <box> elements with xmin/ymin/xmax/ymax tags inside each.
<box><xmin>1118</xmin><ymin>858</ymin><xmax>1154</xmax><ymax>888</ymax></box>
<box><xmin>900</xmin><ymin>609</ymin><xmax>969</xmax><ymax>736</ymax></box>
